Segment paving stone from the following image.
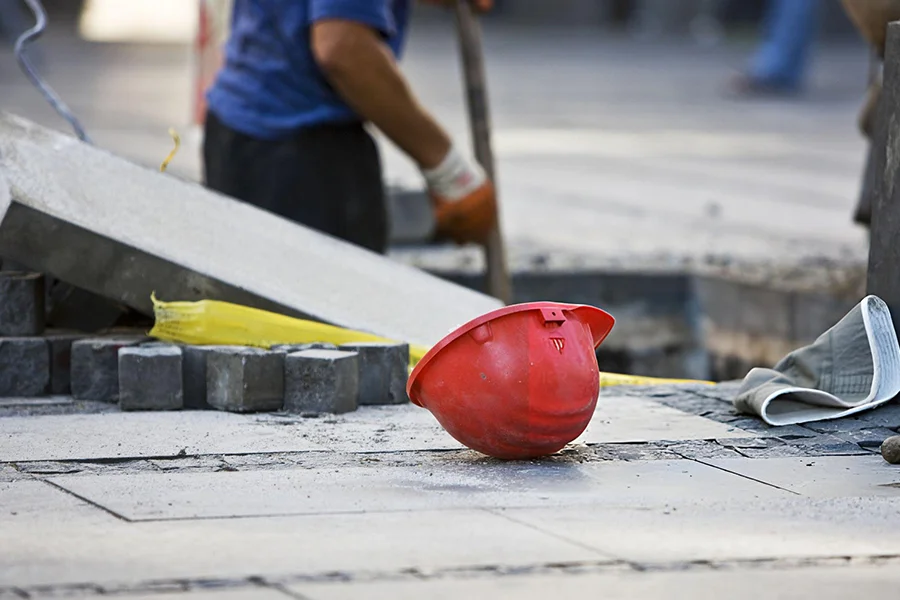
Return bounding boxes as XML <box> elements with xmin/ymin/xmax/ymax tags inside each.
<box><xmin>0</xmin><ymin>113</ymin><xmax>502</xmax><ymax>352</ymax></box>
<box><xmin>737</xmin><ymin>435</ymin><xmax>870</xmax><ymax>459</ymax></box>
<box><xmin>284</xmin><ymin>349</ymin><xmax>358</xmax><ymax>415</ymax></box>
<box><xmin>47</xmin><ymin>460</ymin><xmax>784</xmax><ymax>521</ymax></box>
<box><xmin>182</xmin><ymin>345</ymin><xmax>218</xmax><ymax>410</ymax></box>
<box><xmin>0</xmin><ymin>411</ymin><xmax>325</xmax><ymax>462</ymax></box>
<box><xmin>285</xmin><ymin>568</ymin><xmax>900</xmax><ymax>600</ymax></box>
<box><xmin>577</xmin><ymin>395</ymin><xmax>755</xmax><ymax>444</ymax></box>
<box><xmin>830</xmin><ymin>428</ymin><xmax>899</xmax><ymax>451</ymax></box>
<box><xmin>70</xmin><ymin>337</ymin><xmax>146</xmax><ymax>402</ymax></box>
<box><xmin>41</xmin><ymin>330</ymin><xmax>87</xmax><ymax>396</ymax></box>
<box><xmin>801</xmin><ymin>403</ymin><xmax>900</xmax><ymax>432</ymax></box>
<box><xmin>706</xmin><ymin>455</ymin><xmax>900</xmax><ymax>497</ymax></box>
<box><xmin>0</xmin><ymin>337</ymin><xmax>49</xmax><ymax>397</ymax></box>
<box><xmin>0</xmin><ymin>271</ymin><xmax>44</xmax><ymax>336</ymax></box>
<box><xmin>712</xmin><ymin>418</ymin><xmax>817</xmax><ymax>439</ymax></box>
<box><xmin>1</xmin><ymin>508</ymin><xmax>595</xmax><ymax>589</ymax></box>
<box><xmin>292</xmin><ymin>404</ymin><xmax>464</xmax><ymax>453</ymax></box>
<box><xmin>118</xmin><ymin>346</ymin><xmax>183</xmax><ymax>412</ymax></box>
<box><xmin>338</xmin><ymin>342</ymin><xmax>409</xmax><ymax>406</ymax></box>
<box><xmin>206</xmin><ymin>347</ymin><xmax>284</xmax><ymax>413</ymax></box>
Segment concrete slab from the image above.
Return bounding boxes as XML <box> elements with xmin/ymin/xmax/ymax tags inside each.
<box><xmin>0</xmin><ymin>113</ymin><xmax>501</xmax><ymax>349</ymax></box>
<box><xmin>576</xmin><ymin>395</ymin><xmax>754</xmax><ymax>444</ymax></box>
<box><xmin>0</xmin><ymin>509</ymin><xmax>600</xmax><ymax>588</ymax></box>
<box><xmin>0</xmin><ymin>412</ymin><xmax>326</xmax><ymax>462</ymax></box>
<box><xmin>291</xmin><ymin>566</ymin><xmax>900</xmax><ymax>600</ymax></box>
<box><xmin>0</xmin><ymin>481</ymin><xmax>114</xmax><ymax>528</ymax></box>
<box><xmin>497</xmin><ymin>495</ymin><xmax>900</xmax><ymax>562</ymax></box>
<box><xmin>706</xmin><ymin>455</ymin><xmax>900</xmax><ymax>498</ymax></box>
<box><xmin>47</xmin><ymin>460</ymin><xmax>784</xmax><ymax>521</ymax></box>
<box><xmin>283</xmin><ymin>405</ymin><xmax>464</xmax><ymax>452</ymax></box>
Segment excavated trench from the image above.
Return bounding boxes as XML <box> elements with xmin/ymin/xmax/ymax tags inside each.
<box><xmin>422</xmin><ymin>258</ymin><xmax>868</xmax><ymax>383</ymax></box>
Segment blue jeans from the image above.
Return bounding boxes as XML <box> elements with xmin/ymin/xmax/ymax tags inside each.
<box><xmin>749</xmin><ymin>0</ymin><xmax>819</xmax><ymax>89</ymax></box>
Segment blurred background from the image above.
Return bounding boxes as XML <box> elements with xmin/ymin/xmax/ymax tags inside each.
<box><xmin>0</xmin><ymin>0</ymin><xmax>872</xmax><ymax>267</ymax></box>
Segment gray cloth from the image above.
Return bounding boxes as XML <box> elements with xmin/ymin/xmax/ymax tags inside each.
<box><xmin>734</xmin><ymin>295</ymin><xmax>900</xmax><ymax>426</ymax></box>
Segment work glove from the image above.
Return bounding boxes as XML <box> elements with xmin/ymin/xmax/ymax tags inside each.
<box><xmin>422</xmin><ymin>146</ymin><xmax>497</xmax><ymax>245</ymax></box>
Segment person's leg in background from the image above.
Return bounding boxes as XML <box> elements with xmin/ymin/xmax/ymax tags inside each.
<box><xmin>732</xmin><ymin>0</ymin><xmax>820</xmax><ymax>94</ymax></box>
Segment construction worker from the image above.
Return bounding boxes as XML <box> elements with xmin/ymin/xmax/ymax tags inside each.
<box><xmin>202</xmin><ymin>0</ymin><xmax>496</xmax><ymax>254</ymax></box>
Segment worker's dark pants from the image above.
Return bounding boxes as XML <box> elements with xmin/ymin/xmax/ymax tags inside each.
<box><xmin>202</xmin><ymin>111</ymin><xmax>389</xmax><ymax>254</ymax></box>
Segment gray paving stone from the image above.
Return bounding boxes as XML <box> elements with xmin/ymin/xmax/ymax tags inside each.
<box><xmin>118</xmin><ymin>346</ymin><xmax>183</xmax><ymax>412</ymax></box>
<box><xmin>801</xmin><ymin>403</ymin><xmax>900</xmax><ymax>432</ymax></box>
<box><xmin>291</xmin><ymin>565</ymin><xmax>900</xmax><ymax>600</ymax></box>
<box><xmin>706</xmin><ymin>455</ymin><xmax>900</xmax><ymax>498</ymax></box>
<box><xmin>284</xmin><ymin>349</ymin><xmax>358</xmax><ymax>415</ymax></box>
<box><xmin>1</xmin><ymin>507</ymin><xmax>596</xmax><ymax>589</ymax></box>
<box><xmin>577</xmin><ymin>396</ymin><xmax>754</xmax><ymax>444</ymax></box>
<box><xmin>0</xmin><ymin>411</ymin><xmax>325</xmax><ymax>462</ymax></box>
<box><xmin>338</xmin><ymin>342</ymin><xmax>409</xmax><ymax>406</ymax></box>
<box><xmin>291</xmin><ymin>404</ymin><xmax>464</xmax><ymax>453</ymax></box>
<box><xmin>47</xmin><ymin>459</ymin><xmax>784</xmax><ymax>521</ymax></box>
<box><xmin>44</xmin><ymin>331</ymin><xmax>86</xmax><ymax>395</ymax></box>
<box><xmin>830</xmin><ymin>428</ymin><xmax>898</xmax><ymax>451</ymax></box>
<box><xmin>206</xmin><ymin>347</ymin><xmax>284</xmax><ymax>413</ymax></box>
<box><xmin>0</xmin><ymin>271</ymin><xmax>44</xmax><ymax>336</ymax></box>
<box><xmin>70</xmin><ymin>337</ymin><xmax>145</xmax><ymax>402</ymax></box>
<box><xmin>0</xmin><ymin>337</ymin><xmax>48</xmax><ymax>397</ymax></box>
<box><xmin>502</xmin><ymin>494</ymin><xmax>900</xmax><ymax>563</ymax></box>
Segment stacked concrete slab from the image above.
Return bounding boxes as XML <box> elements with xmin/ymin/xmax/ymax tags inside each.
<box><xmin>0</xmin><ymin>112</ymin><xmax>501</xmax><ymax>350</ymax></box>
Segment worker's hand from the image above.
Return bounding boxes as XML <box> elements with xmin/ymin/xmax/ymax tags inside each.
<box><xmin>422</xmin><ymin>146</ymin><xmax>497</xmax><ymax>245</ymax></box>
<box><xmin>419</xmin><ymin>0</ymin><xmax>494</xmax><ymax>14</ymax></box>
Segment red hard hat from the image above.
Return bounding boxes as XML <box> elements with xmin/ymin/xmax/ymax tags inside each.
<box><xmin>407</xmin><ymin>302</ymin><xmax>615</xmax><ymax>460</ymax></box>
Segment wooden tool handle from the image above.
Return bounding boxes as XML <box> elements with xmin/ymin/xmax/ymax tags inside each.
<box><xmin>454</xmin><ymin>0</ymin><xmax>512</xmax><ymax>304</ymax></box>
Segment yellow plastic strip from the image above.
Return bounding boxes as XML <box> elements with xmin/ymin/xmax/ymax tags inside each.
<box><xmin>159</xmin><ymin>128</ymin><xmax>181</xmax><ymax>173</ymax></box>
<box><xmin>599</xmin><ymin>372</ymin><xmax>714</xmax><ymax>387</ymax></box>
<box><xmin>148</xmin><ymin>294</ymin><xmax>715</xmax><ymax>386</ymax></box>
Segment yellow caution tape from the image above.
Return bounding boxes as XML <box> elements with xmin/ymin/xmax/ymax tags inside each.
<box><xmin>599</xmin><ymin>372</ymin><xmax>713</xmax><ymax>387</ymax></box>
<box><xmin>149</xmin><ymin>295</ymin><xmax>715</xmax><ymax>386</ymax></box>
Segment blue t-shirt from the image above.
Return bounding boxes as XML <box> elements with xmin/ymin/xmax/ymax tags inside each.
<box><xmin>207</xmin><ymin>0</ymin><xmax>410</xmax><ymax>140</ymax></box>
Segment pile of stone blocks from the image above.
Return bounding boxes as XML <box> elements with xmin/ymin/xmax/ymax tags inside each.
<box><xmin>0</xmin><ymin>271</ymin><xmax>410</xmax><ymax>413</ymax></box>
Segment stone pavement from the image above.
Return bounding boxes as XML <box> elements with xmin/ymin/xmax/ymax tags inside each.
<box><xmin>2</xmin><ymin>382</ymin><xmax>900</xmax><ymax>598</ymax></box>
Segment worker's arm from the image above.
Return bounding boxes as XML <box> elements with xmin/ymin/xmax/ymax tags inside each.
<box><xmin>311</xmin><ymin>3</ymin><xmax>497</xmax><ymax>245</ymax></box>
<box><xmin>311</xmin><ymin>20</ymin><xmax>450</xmax><ymax>169</ymax></box>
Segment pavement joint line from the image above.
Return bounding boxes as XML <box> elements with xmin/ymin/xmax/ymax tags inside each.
<box><xmin>10</xmin><ymin>554</ymin><xmax>900</xmax><ymax>598</ymax></box>
<box><xmin>686</xmin><ymin>457</ymin><xmax>802</xmax><ymax>496</ymax></box>
<box><xmin>480</xmin><ymin>507</ymin><xmax>620</xmax><ymax>559</ymax></box>
<box><xmin>41</xmin><ymin>479</ymin><xmax>133</xmax><ymax>522</ymax></box>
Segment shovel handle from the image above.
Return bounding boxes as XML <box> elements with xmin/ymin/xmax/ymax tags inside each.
<box><xmin>454</xmin><ymin>0</ymin><xmax>512</xmax><ymax>304</ymax></box>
